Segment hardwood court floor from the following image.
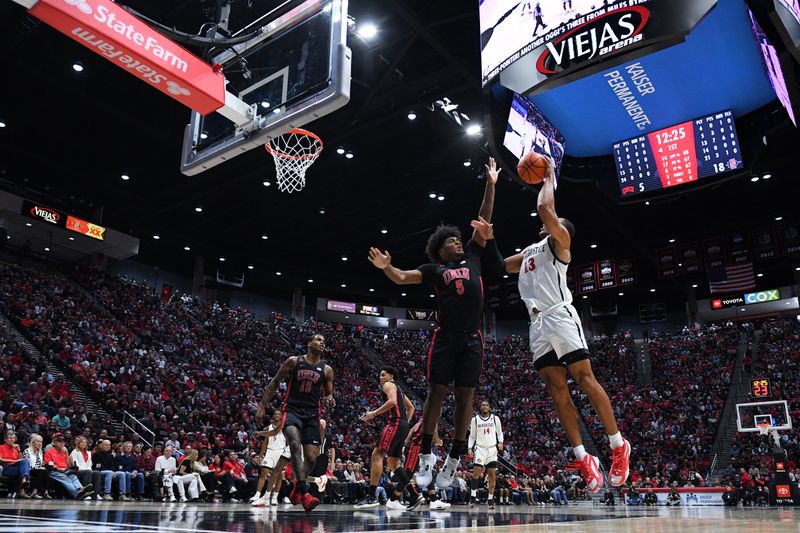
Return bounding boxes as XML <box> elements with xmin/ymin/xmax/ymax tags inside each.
<box><xmin>0</xmin><ymin>501</ymin><xmax>797</xmax><ymax>532</ymax></box>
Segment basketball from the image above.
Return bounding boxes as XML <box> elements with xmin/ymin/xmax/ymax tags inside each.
<box><xmin>517</xmin><ymin>152</ymin><xmax>548</xmax><ymax>185</ymax></box>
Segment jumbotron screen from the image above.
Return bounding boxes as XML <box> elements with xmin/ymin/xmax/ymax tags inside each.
<box><xmin>480</xmin><ymin>0</ymin><xmax>625</xmax><ymax>85</ymax></box>
<box><xmin>503</xmin><ymin>94</ymin><xmax>566</xmax><ymax>175</ymax></box>
<box><xmin>613</xmin><ymin>110</ymin><xmax>742</xmax><ymax>198</ymax></box>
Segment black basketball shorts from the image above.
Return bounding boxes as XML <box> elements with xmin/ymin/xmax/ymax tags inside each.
<box><xmin>427</xmin><ymin>328</ymin><xmax>484</xmax><ymax>388</ymax></box>
<box><xmin>377</xmin><ymin>419</ymin><xmax>409</xmax><ymax>458</ymax></box>
<box><xmin>283</xmin><ymin>411</ymin><xmax>321</xmax><ymax>446</ymax></box>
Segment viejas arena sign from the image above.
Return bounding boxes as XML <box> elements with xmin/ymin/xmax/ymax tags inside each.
<box><xmin>22</xmin><ymin>200</ymin><xmax>65</xmax><ymax>228</ymax></box>
<box><xmin>23</xmin><ymin>0</ymin><xmax>225</xmax><ymax>114</ymax></box>
<box><xmin>500</xmin><ymin>0</ymin><xmax>718</xmax><ymax>96</ymax></box>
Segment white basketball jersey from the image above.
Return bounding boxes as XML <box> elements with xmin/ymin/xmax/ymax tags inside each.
<box><xmin>471</xmin><ymin>414</ymin><xmax>503</xmax><ymax>448</ymax></box>
<box><xmin>267</xmin><ymin>424</ymin><xmax>287</xmax><ymax>452</ymax></box>
<box><xmin>518</xmin><ymin>236</ymin><xmax>572</xmax><ymax>314</ymax></box>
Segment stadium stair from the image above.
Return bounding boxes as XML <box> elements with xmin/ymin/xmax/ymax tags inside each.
<box><xmin>0</xmin><ymin>311</ymin><xmax>123</xmax><ymax>435</ymax></box>
<box><xmin>635</xmin><ymin>339</ymin><xmax>652</xmax><ymax>385</ymax></box>
<box><xmin>708</xmin><ymin>331</ymin><xmax>756</xmax><ymax>483</ymax></box>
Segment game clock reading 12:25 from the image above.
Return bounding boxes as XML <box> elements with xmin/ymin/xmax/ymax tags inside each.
<box><xmin>613</xmin><ymin>110</ymin><xmax>743</xmax><ymax>198</ymax></box>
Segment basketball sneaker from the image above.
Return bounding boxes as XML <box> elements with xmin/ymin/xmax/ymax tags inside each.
<box><xmin>430</xmin><ymin>499</ymin><xmax>451</xmax><ymax>510</ymax></box>
<box><xmin>301</xmin><ymin>492</ymin><xmax>320</xmax><ymax>512</ymax></box>
<box><xmin>270</xmin><ymin>493</ymin><xmax>279</xmax><ymax>506</ymax></box>
<box><xmin>416</xmin><ymin>453</ymin><xmax>436</xmax><ymax>489</ymax></box>
<box><xmin>252</xmin><ymin>495</ymin><xmax>269</xmax><ymax>507</ymax></box>
<box><xmin>609</xmin><ymin>438</ymin><xmax>631</xmax><ymax>487</ymax></box>
<box><xmin>386</xmin><ymin>498</ymin><xmax>406</xmax><ymax>511</ymax></box>
<box><xmin>249</xmin><ymin>491</ymin><xmax>261</xmax><ymax>503</ymax></box>
<box><xmin>469</xmin><ymin>496</ymin><xmax>477</xmax><ymax>509</ymax></box>
<box><xmin>487</xmin><ymin>499</ymin><xmax>495</xmax><ymax>510</ymax></box>
<box><xmin>406</xmin><ymin>492</ymin><xmax>426</xmax><ymax>511</ymax></box>
<box><xmin>314</xmin><ymin>476</ymin><xmax>328</xmax><ymax>493</ymax></box>
<box><xmin>435</xmin><ymin>456</ymin><xmax>459</xmax><ymax>489</ymax></box>
<box><xmin>566</xmin><ymin>454</ymin><xmax>603</xmax><ymax>493</ymax></box>
<box><xmin>289</xmin><ymin>483</ymin><xmax>303</xmax><ymax>505</ymax></box>
<box><xmin>354</xmin><ymin>496</ymin><xmax>379</xmax><ymax>509</ymax></box>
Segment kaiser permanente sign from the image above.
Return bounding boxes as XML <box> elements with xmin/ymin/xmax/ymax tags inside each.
<box><xmin>711</xmin><ymin>289</ymin><xmax>782</xmax><ymax>310</ymax></box>
<box><xmin>21</xmin><ymin>0</ymin><xmax>225</xmax><ymax>115</ymax></box>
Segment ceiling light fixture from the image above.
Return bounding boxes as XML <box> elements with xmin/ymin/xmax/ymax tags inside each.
<box><xmin>195</xmin><ymin>206</ymin><xmax>203</xmax><ymax>213</ymax></box>
<box><xmin>751</xmin><ymin>176</ymin><xmax>760</xmax><ymax>183</ymax></box>
<box><xmin>345</xmin><ymin>151</ymin><xmax>354</xmax><ymax>159</ymax></box>
<box><xmin>68</xmin><ymin>237</ymin><xmax>75</xmax><ymax>241</ymax></box>
<box><xmin>319</xmin><ymin>208</ymin><xmax>326</xmax><ymax>215</ymax></box>
<box><xmin>757</xmin><ymin>273</ymin><xmax>763</xmax><ymax>277</ymax></box>
<box><xmin>341</xmin><ymin>283</ymin><xmax>346</xmax><ymax>288</ymax></box>
<box><xmin>515</xmin><ymin>247</ymin><xmax>522</xmax><ymax>252</ymax></box>
<box><xmin>263</xmin><ymin>180</ymin><xmax>271</xmax><ymax>187</ymax></box>
<box><xmin>248</xmin><ymin>265</ymin><xmax>254</xmax><ymax>270</ymax></box>
<box><xmin>775</xmin><ymin>216</ymin><xmax>783</xmax><ymax>221</ymax></box>
<box><xmin>669</xmin><ymin>238</ymin><xmax>676</xmax><ymax>243</ymax></box>
<box><xmin>429</xmin><ymin>294</ymin><xmax>435</xmax><ymax>298</ymax></box>
<box><xmin>466</xmin><ymin>124</ymin><xmax>481</xmax><ymax>135</ymax></box>
<box><xmin>650</xmin><ymin>288</ymin><xmax>656</xmax><ymax>293</ymax></box>
<box><xmin>200</xmin><ymin>132</ymin><xmax>208</xmax><ymax>140</ymax></box>
<box><xmin>308</xmin><ymin>279</ymin><xmax>314</xmax><ymax>283</ymax></box>
<box><xmin>463</xmin><ymin>159</ymin><xmax>471</xmax><ymax>167</ymax></box>
<box><xmin>336</xmin><ymin>147</ymin><xmax>345</xmax><ymax>155</ymax></box>
<box><xmin>341</xmin><ymin>256</ymin><xmax>348</xmax><ymax>261</ymax></box>
<box><xmin>261</xmin><ymin>234</ymin><xmax>268</xmax><ymax>240</ymax></box>
<box><xmin>590</xmin><ymin>243</ymin><xmax>597</xmax><ymax>249</ymax></box>
<box><xmin>72</xmin><ymin>62</ymin><xmax>84</xmax><ymax>72</ymax></box>
<box><xmin>692</xmin><ymin>284</ymin><xmax>698</xmax><ymax>288</ymax></box>
<box><xmin>276</xmin><ymin>271</ymin><xmax>282</xmax><ymax>276</ymax></box>
<box><xmin>437</xmin><ymin>195</ymin><xmax>445</xmax><ymax>201</ymax></box>
<box><xmin>219</xmin><ymin>257</ymin><xmax>225</xmax><ymax>262</ymax></box>
<box><xmin>261</xmin><ymin>101</ymin><xmax>270</xmax><ymax>109</ymax></box>
<box><xmin>762</xmin><ymin>173</ymin><xmax>772</xmax><ymax>179</ymax></box>
<box><xmin>401</xmin><ymin>292</ymin><xmax>406</xmax><ymax>296</ymax></box>
<box><xmin>369</xmin><ymin>288</ymin><xmax>375</xmax><ymax>292</ymax></box>
<box><xmin>407</xmin><ymin>111</ymin><xmax>417</xmax><ymax>120</ymax></box>
<box><xmin>25</xmin><ymin>222</ymin><xmax>32</xmax><ymax>227</ymax></box>
<box><xmin>0</xmin><ymin>120</ymin><xmax>6</xmax><ymax>128</ymax></box>
<box><xmin>44</xmin><ymin>247</ymin><xmax>50</xmax><ymax>252</ymax></box>
<box><xmin>121</xmin><ymin>174</ymin><xmax>130</xmax><ymax>181</ymax></box>
<box><xmin>184</xmin><ymin>246</ymin><xmax>191</xmax><ymax>251</ymax></box>
<box><xmin>429</xmin><ymin>192</ymin><xmax>437</xmax><ymax>199</ymax></box>
<box><xmin>530</xmin><ymin>211</ymin><xmax>537</xmax><ymax>217</ymax></box>
<box><xmin>618</xmin><ymin>292</ymin><xmax>624</xmax><ymax>296</ymax></box>
<box><xmin>381</xmin><ymin>229</ymin><xmax>388</xmax><ymax>234</ymax></box>
<box><xmin>357</xmin><ymin>23</ymin><xmax>378</xmax><ymax>39</ymax></box>
<box><xmin>153</xmin><ymin>234</ymin><xmax>160</xmax><ymax>240</ymax></box>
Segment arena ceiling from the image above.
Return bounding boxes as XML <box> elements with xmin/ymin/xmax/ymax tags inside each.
<box><xmin>0</xmin><ymin>0</ymin><xmax>798</xmax><ymax>313</ymax></box>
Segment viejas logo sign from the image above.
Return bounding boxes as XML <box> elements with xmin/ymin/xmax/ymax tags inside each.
<box><xmin>537</xmin><ymin>7</ymin><xmax>650</xmax><ymax>75</ymax></box>
<box><xmin>22</xmin><ymin>201</ymin><xmax>66</xmax><ymax>228</ymax></box>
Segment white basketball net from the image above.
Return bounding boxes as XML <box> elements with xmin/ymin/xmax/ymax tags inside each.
<box><xmin>265</xmin><ymin>129</ymin><xmax>324</xmax><ymax>193</ymax></box>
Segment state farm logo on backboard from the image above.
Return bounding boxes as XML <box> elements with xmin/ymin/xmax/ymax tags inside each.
<box><xmin>537</xmin><ymin>7</ymin><xmax>650</xmax><ymax>75</ymax></box>
<box><xmin>30</xmin><ymin>206</ymin><xmax>61</xmax><ymax>225</ymax></box>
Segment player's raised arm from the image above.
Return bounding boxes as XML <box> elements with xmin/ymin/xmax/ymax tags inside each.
<box><xmin>257</xmin><ymin>356</ymin><xmax>297</xmax><ymax>424</ymax></box>
<box><xmin>368</xmin><ymin>247</ymin><xmax>423</xmax><ymax>285</ymax></box>
<box><xmin>472</xmin><ymin>157</ymin><xmax>501</xmax><ymax>246</ymax></box>
<box><xmin>536</xmin><ymin>156</ymin><xmax>572</xmax><ymax>258</ymax></box>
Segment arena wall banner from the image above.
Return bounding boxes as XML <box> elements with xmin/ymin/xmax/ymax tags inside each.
<box><xmin>705</xmin><ymin>238</ymin><xmax>726</xmax><ymax>268</ymax></box>
<box><xmin>597</xmin><ymin>259</ymin><xmax>617</xmax><ymax>289</ymax></box>
<box><xmin>578</xmin><ymin>263</ymin><xmax>598</xmax><ymax>293</ymax></box>
<box><xmin>622</xmin><ymin>487</ymin><xmax>726</xmax><ymax>505</ymax></box>
<box><xmin>656</xmin><ymin>246</ymin><xmax>678</xmax><ymax>277</ymax></box>
<box><xmin>679</xmin><ymin>243</ymin><xmax>703</xmax><ymax>274</ymax></box>
<box><xmin>751</xmin><ymin>228</ymin><xmax>779</xmax><ymax>261</ymax></box>
<box><xmin>21</xmin><ymin>200</ymin><xmax>66</xmax><ymax>228</ymax></box>
<box><xmin>617</xmin><ymin>257</ymin><xmax>637</xmax><ymax>285</ymax></box>
<box><xmin>26</xmin><ymin>0</ymin><xmax>225</xmax><ymax>114</ymax></box>
<box><xmin>727</xmin><ymin>232</ymin><xmax>752</xmax><ymax>265</ymax></box>
<box><xmin>778</xmin><ymin>223</ymin><xmax>800</xmax><ymax>255</ymax></box>
<box><xmin>494</xmin><ymin>0</ymin><xmax>718</xmax><ymax>94</ymax></box>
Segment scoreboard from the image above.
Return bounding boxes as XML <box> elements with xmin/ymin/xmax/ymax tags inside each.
<box><xmin>613</xmin><ymin>110</ymin><xmax>743</xmax><ymax>198</ymax></box>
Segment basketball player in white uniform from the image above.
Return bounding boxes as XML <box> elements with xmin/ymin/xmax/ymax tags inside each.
<box><xmin>252</xmin><ymin>411</ymin><xmax>291</xmax><ymax>506</ymax></box>
<box><xmin>503</xmin><ymin>155</ymin><xmax>630</xmax><ymax>493</ymax></box>
<box><xmin>467</xmin><ymin>401</ymin><xmax>504</xmax><ymax>509</ymax></box>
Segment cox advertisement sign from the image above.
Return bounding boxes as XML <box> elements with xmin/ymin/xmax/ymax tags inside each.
<box><xmin>745</xmin><ymin>289</ymin><xmax>781</xmax><ymax>304</ymax></box>
<box><xmin>26</xmin><ymin>0</ymin><xmax>225</xmax><ymax>114</ymax></box>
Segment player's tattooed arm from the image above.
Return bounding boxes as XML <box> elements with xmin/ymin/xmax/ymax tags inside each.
<box><xmin>368</xmin><ymin>247</ymin><xmax>423</xmax><ymax>285</ymax></box>
<box><xmin>536</xmin><ymin>156</ymin><xmax>571</xmax><ymax>259</ymax></box>
<box><xmin>473</xmin><ymin>157</ymin><xmax>501</xmax><ymax>246</ymax></box>
<box><xmin>257</xmin><ymin>356</ymin><xmax>296</xmax><ymax>424</ymax></box>
<box><xmin>323</xmin><ymin>365</ymin><xmax>335</xmax><ymax>408</ymax></box>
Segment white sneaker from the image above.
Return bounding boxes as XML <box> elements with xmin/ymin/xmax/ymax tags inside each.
<box><xmin>250</xmin><ymin>492</ymin><xmax>261</xmax><ymax>503</ymax></box>
<box><xmin>179</xmin><ymin>496</ymin><xmax>188</xmax><ymax>503</ymax></box>
<box><xmin>282</xmin><ymin>497</ymin><xmax>291</xmax><ymax>504</ymax></box>
<box><xmin>435</xmin><ymin>456</ymin><xmax>459</xmax><ymax>490</ymax></box>
<box><xmin>314</xmin><ymin>476</ymin><xmax>328</xmax><ymax>493</ymax></box>
<box><xmin>430</xmin><ymin>499</ymin><xmax>451</xmax><ymax>510</ymax></box>
<box><xmin>386</xmin><ymin>498</ymin><xmax>406</xmax><ymax>511</ymax></box>
<box><xmin>252</xmin><ymin>496</ymin><xmax>269</xmax><ymax>507</ymax></box>
<box><xmin>169</xmin><ymin>495</ymin><xmax>177</xmax><ymax>503</ymax></box>
<box><xmin>416</xmin><ymin>453</ymin><xmax>436</xmax><ymax>490</ymax></box>
<box><xmin>270</xmin><ymin>493</ymin><xmax>278</xmax><ymax>506</ymax></box>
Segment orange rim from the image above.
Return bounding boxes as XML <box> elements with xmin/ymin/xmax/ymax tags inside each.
<box><xmin>264</xmin><ymin>128</ymin><xmax>324</xmax><ymax>160</ymax></box>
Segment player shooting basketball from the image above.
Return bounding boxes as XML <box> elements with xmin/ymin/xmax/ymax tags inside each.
<box><xmin>368</xmin><ymin>158</ymin><xmax>505</xmax><ymax>492</ymax></box>
<box><xmin>503</xmin><ymin>155</ymin><xmax>630</xmax><ymax>493</ymax></box>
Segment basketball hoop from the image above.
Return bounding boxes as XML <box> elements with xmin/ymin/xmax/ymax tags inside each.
<box><xmin>264</xmin><ymin>128</ymin><xmax>324</xmax><ymax>193</ymax></box>
<box><xmin>756</xmin><ymin>420</ymin><xmax>772</xmax><ymax>436</ymax></box>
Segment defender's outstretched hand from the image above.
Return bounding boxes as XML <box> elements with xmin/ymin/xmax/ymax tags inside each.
<box><xmin>368</xmin><ymin>247</ymin><xmax>392</xmax><ymax>269</ymax></box>
<box><xmin>470</xmin><ymin>216</ymin><xmax>494</xmax><ymax>241</ymax></box>
<box><xmin>485</xmin><ymin>157</ymin><xmax>501</xmax><ymax>186</ymax></box>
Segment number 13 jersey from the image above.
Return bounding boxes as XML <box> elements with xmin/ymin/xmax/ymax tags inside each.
<box><xmin>518</xmin><ymin>236</ymin><xmax>572</xmax><ymax>315</ymax></box>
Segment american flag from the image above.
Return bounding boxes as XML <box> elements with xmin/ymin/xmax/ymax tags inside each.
<box><xmin>707</xmin><ymin>263</ymin><xmax>756</xmax><ymax>294</ymax></box>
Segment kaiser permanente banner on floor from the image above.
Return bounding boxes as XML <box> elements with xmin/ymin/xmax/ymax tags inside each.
<box><xmin>623</xmin><ymin>487</ymin><xmax>726</xmax><ymax>506</ymax></box>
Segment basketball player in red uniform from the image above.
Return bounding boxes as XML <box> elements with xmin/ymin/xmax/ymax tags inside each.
<box><xmin>368</xmin><ymin>158</ymin><xmax>505</xmax><ymax>491</ymax></box>
<box><xmin>503</xmin><ymin>155</ymin><xmax>630</xmax><ymax>492</ymax></box>
<box><xmin>257</xmin><ymin>333</ymin><xmax>334</xmax><ymax>512</ymax></box>
<box><xmin>355</xmin><ymin>366</ymin><xmax>415</xmax><ymax>509</ymax></box>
